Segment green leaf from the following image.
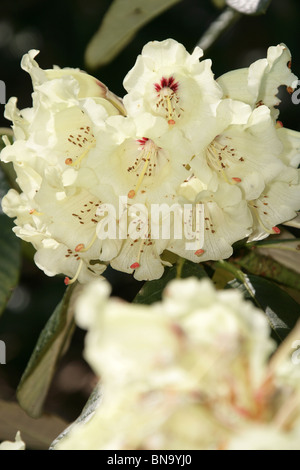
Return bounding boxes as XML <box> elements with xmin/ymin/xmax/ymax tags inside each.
<box><xmin>134</xmin><ymin>260</ymin><xmax>207</xmax><ymax>305</ymax></box>
<box><xmin>17</xmin><ymin>283</ymin><xmax>82</xmax><ymax>418</ymax></box>
<box><xmin>237</xmin><ymin>250</ymin><xmax>300</xmax><ymax>291</ymax></box>
<box><xmin>85</xmin><ymin>0</ymin><xmax>182</xmax><ymax>69</ymax></box>
<box><xmin>0</xmin><ymin>165</ymin><xmax>21</xmax><ymax>316</ymax></box>
<box><xmin>50</xmin><ymin>386</ymin><xmax>101</xmax><ymax>450</ymax></box>
<box><xmin>226</xmin><ymin>0</ymin><xmax>272</xmax><ymax>15</ymax></box>
<box><xmin>227</xmin><ymin>274</ymin><xmax>300</xmax><ymax>342</ymax></box>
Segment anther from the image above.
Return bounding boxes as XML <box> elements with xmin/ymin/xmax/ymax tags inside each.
<box><xmin>130</xmin><ymin>262</ymin><xmax>140</xmax><ymax>269</ymax></box>
<box><xmin>128</xmin><ymin>190</ymin><xmax>136</xmax><ymax>199</ymax></box>
<box><xmin>195</xmin><ymin>249</ymin><xmax>205</xmax><ymax>256</ymax></box>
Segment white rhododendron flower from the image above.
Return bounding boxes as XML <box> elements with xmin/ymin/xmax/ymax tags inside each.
<box><xmin>1</xmin><ymin>51</ymin><xmax>124</xmax><ymax>284</ymax></box>
<box><xmin>190</xmin><ymin>102</ymin><xmax>284</xmax><ymax>198</ymax></box>
<box><xmin>0</xmin><ymin>432</ymin><xmax>25</xmax><ymax>451</ymax></box>
<box><xmin>168</xmin><ymin>177</ymin><xmax>253</xmax><ymax>262</ymax></box>
<box><xmin>93</xmin><ymin>115</ymin><xmax>191</xmax><ymax>204</ymax></box>
<box><xmin>56</xmin><ymin>278</ymin><xmax>300</xmax><ymax>450</ymax></box>
<box><xmin>1</xmin><ymin>41</ymin><xmax>300</xmax><ymax>282</ymax></box>
<box><xmin>217</xmin><ymin>44</ymin><xmax>297</xmax><ymax>119</ymax></box>
<box><xmin>123</xmin><ymin>39</ymin><xmax>223</xmax><ymax>145</ymax></box>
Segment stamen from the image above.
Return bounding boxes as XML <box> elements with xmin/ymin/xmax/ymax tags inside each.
<box><xmin>29</xmin><ymin>209</ymin><xmax>43</xmax><ymax>216</ymax></box>
<box><xmin>79</xmin><ymin>232</ymin><xmax>98</xmax><ymax>252</ymax></box>
<box><xmin>250</xmin><ymin>202</ymin><xmax>281</xmax><ymax>235</ymax></box>
<box><xmin>64</xmin><ymin>259</ymin><xmax>83</xmax><ymax>285</ymax></box>
<box><xmin>65</xmin><ymin>158</ymin><xmax>73</xmax><ymax>165</ymax></box>
<box><xmin>69</xmin><ymin>144</ymin><xmax>94</xmax><ymax>168</ymax></box>
<box><xmin>154</xmin><ymin>76</ymin><xmax>181</xmax><ymax>123</ymax></box>
<box><xmin>206</xmin><ymin>138</ymin><xmax>245</xmax><ymax>184</ymax></box>
<box><xmin>276</xmin><ymin>121</ymin><xmax>284</xmax><ymax>129</ymax></box>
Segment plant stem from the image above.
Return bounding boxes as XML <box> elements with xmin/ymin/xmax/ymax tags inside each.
<box><xmin>196</xmin><ymin>7</ymin><xmax>242</xmax><ymax>52</ymax></box>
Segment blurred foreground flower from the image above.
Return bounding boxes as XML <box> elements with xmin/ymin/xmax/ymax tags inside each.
<box><xmin>55</xmin><ymin>278</ymin><xmax>300</xmax><ymax>450</ymax></box>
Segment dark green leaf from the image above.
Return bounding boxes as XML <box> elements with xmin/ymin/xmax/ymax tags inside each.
<box><xmin>134</xmin><ymin>260</ymin><xmax>207</xmax><ymax>305</ymax></box>
<box><xmin>226</xmin><ymin>0</ymin><xmax>272</xmax><ymax>15</ymax></box>
<box><xmin>227</xmin><ymin>274</ymin><xmax>300</xmax><ymax>342</ymax></box>
<box><xmin>0</xmin><ymin>214</ymin><xmax>21</xmax><ymax>317</ymax></box>
<box><xmin>85</xmin><ymin>0</ymin><xmax>182</xmax><ymax>68</ymax></box>
<box><xmin>17</xmin><ymin>283</ymin><xmax>82</xmax><ymax>418</ymax></box>
<box><xmin>237</xmin><ymin>250</ymin><xmax>300</xmax><ymax>291</ymax></box>
<box><xmin>0</xmin><ymin>164</ymin><xmax>21</xmax><ymax>316</ymax></box>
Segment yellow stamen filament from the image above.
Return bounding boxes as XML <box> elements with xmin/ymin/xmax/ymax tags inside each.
<box><xmin>29</xmin><ymin>209</ymin><xmax>43</xmax><ymax>216</ymax></box>
<box><xmin>128</xmin><ymin>150</ymin><xmax>151</xmax><ymax>199</ymax></box>
<box><xmin>78</xmin><ymin>232</ymin><xmax>98</xmax><ymax>253</ymax></box>
<box><xmin>250</xmin><ymin>204</ymin><xmax>278</xmax><ymax>235</ymax></box>
<box><xmin>166</xmin><ymin>96</ymin><xmax>175</xmax><ymax>122</ymax></box>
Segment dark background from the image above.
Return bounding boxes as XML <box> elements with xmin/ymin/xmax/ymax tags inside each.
<box><xmin>0</xmin><ymin>0</ymin><xmax>299</xmax><ymax>445</ymax></box>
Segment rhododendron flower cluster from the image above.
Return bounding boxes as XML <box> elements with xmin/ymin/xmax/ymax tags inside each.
<box><xmin>56</xmin><ymin>278</ymin><xmax>300</xmax><ymax>450</ymax></box>
<box><xmin>1</xmin><ymin>40</ymin><xmax>299</xmax><ymax>282</ymax></box>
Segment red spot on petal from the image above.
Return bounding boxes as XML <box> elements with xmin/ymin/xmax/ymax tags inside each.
<box><xmin>195</xmin><ymin>249</ymin><xmax>205</xmax><ymax>256</ymax></box>
<box><xmin>128</xmin><ymin>190</ymin><xmax>136</xmax><ymax>199</ymax></box>
<box><xmin>65</xmin><ymin>158</ymin><xmax>73</xmax><ymax>165</ymax></box>
<box><xmin>232</xmin><ymin>177</ymin><xmax>242</xmax><ymax>183</ymax></box>
<box><xmin>272</xmin><ymin>226</ymin><xmax>281</xmax><ymax>234</ymax></box>
<box><xmin>130</xmin><ymin>262</ymin><xmax>140</xmax><ymax>269</ymax></box>
<box><xmin>75</xmin><ymin>243</ymin><xmax>85</xmax><ymax>252</ymax></box>
<box><xmin>168</xmin><ymin>119</ymin><xmax>176</xmax><ymax>126</ymax></box>
<box><xmin>64</xmin><ymin>277</ymin><xmax>70</xmax><ymax>285</ymax></box>
<box><xmin>29</xmin><ymin>209</ymin><xmax>35</xmax><ymax>214</ymax></box>
<box><xmin>137</xmin><ymin>137</ymin><xmax>149</xmax><ymax>146</ymax></box>
<box><xmin>154</xmin><ymin>76</ymin><xmax>179</xmax><ymax>93</ymax></box>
